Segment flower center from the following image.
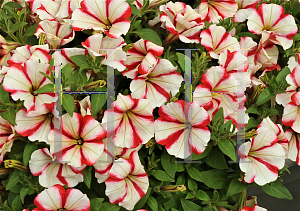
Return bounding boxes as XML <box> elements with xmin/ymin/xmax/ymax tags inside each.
<box><xmin>77</xmin><ymin>137</ymin><xmax>84</xmax><ymax>145</ymax></box>
<box><xmin>297</xmin><ymin>87</ymin><xmax>300</xmax><ymax>92</ymax></box>
<box><xmin>255</xmin><ymin>70</ymin><xmax>263</xmax><ymax>78</ymax></box>
<box><xmin>57</xmin><ymin>208</ymin><xmax>67</xmax><ymax>211</ymax></box>
<box><xmin>47</xmin><ymin>112</ymin><xmax>54</xmax><ymax>118</ymax></box>
<box><xmin>184</xmin><ymin>122</ymin><xmax>192</xmax><ymax>130</ymax></box>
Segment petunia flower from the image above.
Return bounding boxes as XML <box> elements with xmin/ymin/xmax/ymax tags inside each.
<box><xmin>193</xmin><ymin>66</ymin><xmax>237</xmax><ymax>119</ymax></box>
<box><xmin>0</xmin><ymin>66</ymin><xmax>9</xmax><ymax>83</ymax></box>
<box><xmin>102</xmin><ymin>94</ymin><xmax>154</xmax><ymax>148</ymax></box>
<box><xmin>81</xmin><ymin>33</ymin><xmax>126</xmax><ymax>72</ymax></box>
<box><xmin>238</xmin><ymin>127</ymin><xmax>285</xmax><ymax>185</ymax></box>
<box><xmin>247</xmin><ymin>3</ymin><xmax>298</xmax><ymax>50</ymax></box>
<box><xmin>130</xmin><ymin>59</ymin><xmax>183</xmax><ymax>108</ymax></box>
<box><xmin>276</xmin><ymin>66</ymin><xmax>300</xmax><ymax>106</ymax></box>
<box><xmin>47</xmin><ymin>112</ymin><xmax>105</xmax><ymax>167</ymax></box>
<box><xmin>155</xmin><ymin>100</ymin><xmax>211</xmax><ymax>158</ymax></box>
<box><xmin>93</xmin><ymin>145</ymin><xmax>141</xmax><ymax>183</ymax></box>
<box><xmin>7</xmin><ymin>44</ymin><xmax>51</xmax><ymax>66</ymax></box>
<box><xmin>71</xmin><ymin>0</ymin><xmax>132</xmax><ymax>38</ymax></box>
<box><xmin>0</xmin><ymin>117</ymin><xmax>21</xmax><ymax>164</ymax></box>
<box><xmin>282</xmin><ymin>92</ymin><xmax>300</xmax><ymax>133</ymax></box>
<box><xmin>159</xmin><ymin>1</ymin><xmax>203</xmax><ymax>44</ymax></box>
<box><xmin>29</xmin><ymin>148</ymin><xmax>85</xmax><ymax>188</ymax></box>
<box><xmin>105</xmin><ymin>150</ymin><xmax>149</xmax><ymax>210</ymax></box>
<box><xmin>285</xmin><ymin>129</ymin><xmax>300</xmax><ymax>165</ymax></box>
<box><xmin>15</xmin><ymin>103</ymin><xmax>60</xmax><ymax>143</ymax></box>
<box><xmin>123</xmin><ymin>39</ymin><xmax>164</xmax><ymax>79</ymax></box>
<box><xmin>200</xmin><ymin>24</ymin><xmax>240</xmax><ymax>59</ymax></box>
<box><xmin>234</xmin><ymin>0</ymin><xmax>258</xmax><ymax>23</ymax></box>
<box><xmin>52</xmin><ymin>47</ymin><xmax>88</xmax><ymax>69</ymax></box>
<box><xmin>2</xmin><ymin>59</ymin><xmax>57</xmax><ymax>113</ymax></box>
<box><xmin>35</xmin><ymin>20</ymin><xmax>75</xmax><ymax>49</ymax></box>
<box><xmin>34</xmin><ymin>184</ymin><xmax>90</xmax><ymax>210</ymax></box>
<box><xmin>197</xmin><ymin>0</ymin><xmax>238</xmax><ymax>23</ymax></box>
<box><xmin>287</xmin><ymin>53</ymin><xmax>300</xmax><ymax>72</ymax></box>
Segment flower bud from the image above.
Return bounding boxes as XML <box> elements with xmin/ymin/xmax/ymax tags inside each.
<box><xmin>145</xmin><ymin>139</ymin><xmax>156</xmax><ymax>148</ymax></box>
<box><xmin>4</xmin><ymin>160</ymin><xmax>29</xmax><ymax>171</ymax></box>
<box><xmin>83</xmin><ymin>80</ymin><xmax>106</xmax><ymax>90</ymax></box>
<box><xmin>160</xmin><ymin>185</ymin><xmax>187</xmax><ymax>192</ymax></box>
<box><xmin>0</xmin><ymin>168</ymin><xmax>12</xmax><ymax>175</ymax></box>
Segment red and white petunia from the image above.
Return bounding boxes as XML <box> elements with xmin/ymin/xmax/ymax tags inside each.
<box><xmin>47</xmin><ymin>112</ymin><xmax>105</xmax><ymax>167</ymax></box>
<box><xmin>29</xmin><ymin>148</ymin><xmax>85</xmax><ymax>188</ymax></box>
<box><xmin>36</xmin><ymin>0</ymin><xmax>83</xmax><ymax>21</ymax></box>
<box><xmin>193</xmin><ymin>66</ymin><xmax>238</xmax><ymax>119</ymax></box>
<box><xmin>257</xmin><ymin>117</ymin><xmax>288</xmax><ymax>155</ymax></box>
<box><xmin>282</xmin><ymin>92</ymin><xmax>300</xmax><ymax>133</ymax></box>
<box><xmin>241</xmin><ymin>195</ymin><xmax>267</xmax><ymax>211</ymax></box>
<box><xmin>159</xmin><ymin>2</ymin><xmax>203</xmax><ymax>43</ymax></box>
<box><xmin>15</xmin><ymin>103</ymin><xmax>60</xmax><ymax>143</ymax></box>
<box><xmin>225</xmin><ymin>106</ymin><xmax>249</xmax><ymax>131</ymax></box>
<box><xmin>285</xmin><ymin>129</ymin><xmax>300</xmax><ymax>165</ymax></box>
<box><xmin>133</xmin><ymin>0</ymin><xmax>155</xmax><ymax>9</ymax></box>
<box><xmin>81</xmin><ymin>34</ymin><xmax>126</xmax><ymax>72</ymax></box>
<box><xmin>0</xmin><ymin>66</ymin><xmax>9</xmax><ymax>83</ymax></box>
<box><xmin>130</xmin><ymin>59</ymin><xmax>183</xmax><ymax>108</ymax></box>
<box><xmin>123</xmin><ymin>39</ymin><xmax>164</xmax><ymax>79</ymax></box>
<box><xmin>7</xmin><ymin>44</ymin><xmax>51</xmax><ymax>66</ymax></box>
<box><xmin>287</xmin><ymin>54</ymin><xmax>300</xmax><ymax>72</ymax></box>
<box><xmin>52</xmin><ymin>47</ymin><xmax>88</xmax><ymax>69</ymax></box>
<box><xmin>35</xmin><ymin>20</ymin><xmax>75</xmax><ymax>49</ymax></box>
<box><xmin>234</xmin><ymin>0</ymin><xmax>258</xmax><ymax>23</ymax></box>
<box><xmin>2</xmin><ymin>59</ymin><xmax>57</xmax><ymax>113</ymax></box>
<box><xmin>76</xmin><ymin>95</ymin><xmax>92</xmax><ymax>117</ymax></box>
<box><xmin>0</xmin><ymin>35</ymin><xmax>21</xmax><ymax>65</ymax></box>
<box><xmin>155</xmin><ymin>100</ymin><xmax>210</xmax><ymax>158</ymax></box>
<box><xmin>102</xmin><ymin>94</ymin><xmax>154</xmax><ymax>148</ymax></box>
<box><xmin>197</xmin><ymin>0</ymin><xmax>238</xmax><ymax>23</ymax></box>
<box><xmin>0</xmin><ymin>117</ymin><xmax>21</xmax><ymax>164</ymax></box>
<box><xmin>71</xmin><ymin>0</ymin><xmax>132</xmax><ymax>38</ymax></box>
<box><xmin>34</xmin><ymin>184</ymin><xmax>90</xmax><ymax>211</ymax></box>
<box><xmin>93</xmin><ymin>145</ymin><xmax>141</xmax><ymax>184</ymax></box>
<box><xmin>200</xmin><ymin>24</ymin><xmax>240</xmax><ymax>59</ymax></box>
<box><xmin>105</xmin><ymin>150</ymin><xmax>149</xmax><ymax>210</ymax></box>
<box><xmin>276</xmin><ymin>66</ymin><xmax>300</xmax><ymax>106</ymax></box>
<box><xmin>247</xmin><ymin>3</ymin><xmax>298</xmax><ymax>50</ymax></box>
<box><xmin>238</xmin><ymin>127</ymin><xmax>285</xmax><ymax>185</ymax></box>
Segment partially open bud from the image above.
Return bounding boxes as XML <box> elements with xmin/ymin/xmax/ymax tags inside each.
<box><xmin>0</xmin><ymin>168</ymin><xmax>12</xmax><ymax>175</ymax></box>
<box><xmin>83</xmin><ymin>80</ymin><xmax>106</xmax><ymax>90</ymax></box>
<box><xmin>4</xmin><ymin>160</ymin><xmax>29</xmax><ymax>171</ymax></box>
<box><xmin>160</xmin><ymin>185</ymin><xmax>186</xmax><ymax>192</ymax></box>
<box><xmin>123</xmin><ymin>43</ymin><xmax>134</xmax><ymax>53</ymax></box>
<box><xmin>145</xmin><ymin>139</ymin><xmax>156</xmax><ymax>148</ymax></box>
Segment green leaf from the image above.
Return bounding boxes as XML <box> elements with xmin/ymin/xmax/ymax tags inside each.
<box><xmin>3</xmin><ymin>1</ymin><xmax>22</xmax><ymax>9</ymax></box>
<box><xmin>187</xmin><ymin>167</ymin><xmax>203</xmax><ymax>182</ymax></box>
<box><xmin>261</xmin><ymin>181</ymin><xmax>293</xmax><ymax>200</ymax></box>
<box><xmin>134</xmin><ymin>187</ymin><xmax>152</xmax><ymax>210</ymax></box>
<box><xmin>140</xmin><ymin>0</ymin><xmax>150</xmax><ymax>13</ymax></box>
<box><xmin>129</xmin><ymin>4</ymin><xmax>141</xmax><ymax>17</ymax></box>
<box><xmin>200</xmin><ymin>169</ymin><xmax>230</xmax><ymax>189</ymax></box>
<box><xmin>245</xmin><ymin>117</ymin><xmax>259</xmax><ymax>131</ymax></box>
<box><xmin>195</xmin><ymin>190</ymin><xmax>210</xmax><ymax>201</ymax></box>
<box><xmin>192</xmin><ymin>144</ymin><xmax>212</xmax><ymax>160</ymax></box>
<box><xmin>90</xmin><ymin>198</ymin><xmax>104</xmax><ymax>211</ymax></box>
<box><xmin>0</xmin><ymin>107</ymin><xmax>16</xmax><ymax>125</ymax></box>
<box><xmin>292</xmin><ymin>33</ymin><xmax>300</xmax><ymax>41</ymax></box>
<box><xmin>152</xmin><ymin>170</ymin><xmax>173</xmax><ymax>181</ymax></box>
<box><xmin>6</xmin><ymin>169</ymin><xmax>22</xmax><ymax>191</ymax></box>
<box><xmin>99</xmin><ymin>202</ymin><xmax>120</xmax><ymax>211</ymax></box>
<box><xmin>11</xmin><ymin>196</ymin><xmax>22</xmax><ymax>211</ymax></box>
<box><xmin>205</xmin><ymin>148</ymin><xmax>228</xmax><ymax>169</ymax></box>
<box><xmin>256</xmin><ymin>88</ymin><xmax>275</xmax><ymax>106</ymax></box>
<box><xmin>69</xmin><ymin>55</ymin><xmax>87</xmax><ymax>66</ymax></box>
<box><xmin>0</xmin><ymin>84</ymin><xmax>11</xmax><ymax>104</ymax></box>
<box><xmin>126</xmin><ymin>0</ymin><xmax>135</xmax><ymax>3</ymax></box>
<box><xmin>180</xmin><ymin>198</ymin><xmax>202</xmax><ymax>211</ymax></box>
<box><xmin>176</xmin><ymin>173</ymin><xmax>186</xmax><ymax>185</ymax></box>
<box><xmin>218</xmin><ymin>139</ymin><xmax>236</xmax><ymax>161</ymax></box>
<box><xmin>9</xmin><ymin>22</ymin><xmax>27</xmax><ymax>34</ymax></box>
<box><xmin>9</xmin><ymin>184</ymin><xmax>23</xmax><ymax>193</ymax></box>
<box><xmin>245</xmin><ymin>105</ymin><xmax>260</xmax><ymax>115</ymax></box>
<box><xmin>35</xmin><ymin>84</ymin><xmax>54</xmax><ymax>94</ymax></box>
<box><xmin>161</xmin><ymin>149</ymin><xmax>177</xmax><ymax>178</ymax></box>
<box><xmin>147</xmin><ymin>196</ymin><xmax>158</xmax><ymax>211</ymax></box>
<box><xmin>187</xmin><ymin>178</ymin><xmax>198</xmax><ymax>191</ymax></box>
<box><xmin>176</xmin><ymin>52</ymin><xmax>191</xmax><ymax>72</ymax></box>
<box><xmin>226</xmin><ymin>178</ymin><xmax>248</xmax><ymax>196</ymax></box>
<box><xmin>20</xmin><ymin>187</ymin><xmax>35</xmax><ymax>204</ymax></box>
<box><xmin>91</xmin><ymin>91</ymin><xmax>107</xmax><ymax>118</ymax></box>
<box><xmin>23</xmin><ymin>142</ymin><xmax>38</xmax><ymax>166</ymax></box>
<box><xmin>212</xmin><ymin>107</ymin><xmax>224</xmax><ymax>125</ymax></box>
<box><xmin>62</xmin><ymin>94</ymin><xmax>75</xmax><ymax>117</ymax></box>
<box><xmin>25</xmin><ymin>24</ymin><xmax>38</xmax><ymax>36</ymax></box>
<box><xmin>82</xmin><ymin>167</ymin><xmax>92</xmax><ymax>189</ymax></box>
<box><xmin>132</xmin><ymin>28</ymin><xmax>162</xmax><ymax>46</ymax></box>
<box><xmin>3</xmin><ymin>200</ymin><xmax>12</xmax><ymax>211</ymax></box>
<box><xmin>276</xmin><ymin>67</ymin><xmax>290</xmax><ymax>83</ymax></box>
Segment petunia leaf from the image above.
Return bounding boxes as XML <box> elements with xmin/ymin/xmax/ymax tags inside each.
<box><xmin>256</xmin><ymin>88</ymin><xmax>276</xmax><ymax>106</ymax></box>
<box><xmin>23</xmin><ymin>142</ymin><xmax>38</xmax><ymax>166</ymax></box>
<box><xmin>0</xmin><ymin>107</ymin><xmax>16</xmax><ymax>125</ymax></box>
<box><xmin>62</xmin><ymin>94</ymin><xmax>75</xmax><ymax>117</ymax></box>
<box><xmin>147</xmin><ymin>196</ymin><xmax>158</xmax><ymax>211</ymax></box>
<box><xmin>20</xmin><ymin>187</ymin><xmax>35</xmax><ymax>204</ymax></box>
<box><xmin>261</xmin><ymin>181</ymin><xmax>293</xmax><ymax>200</ymax></box>
<box><xmin>99</xmin><ymin>202</ymin><xmax>120</xmax><ymax>211</ymax></box>
<box><xmin>6</xmin><ymin>169</ymin><xmax>22</xmax><ymax>191</ymax></box>
<box><xmin>90</xmin><ymin>198</ymin><xmax>104</xmax><ymax>211</ymax></box>
<box><xmin>226</xmin><ymin>178</ymin><xmax>248</xmax><ymax>196</ymax></box>
<box><xmin>91</xmin><ymin>91</ymin><xmax>106</xmax><ymax>118</ymax></box>
<box><xmin>82</xmin><ymin>166</ymin><xmax>92</xmax><ymax>189</ymax></box>
<box><xmin>152</xmin><ymin>170</ymin><xmax>173</xmax><ymax>181</ymax></box>
<box><xmin>187</xmin><ymin>167</ymin><xmax>203</xmax><ymax>182</ymax></box>
<box><xmin>35</xmin><ymin>84</ymin><xmax>54</xmax><ymax>94</ymax></box>
<box><xmin>161</xmin><ymin>149</ymin><xmax>177</xmax><ymax>178</ymax></box>
<box><xmin>132</xmin><ymin>28</ymin><xmax>162</xmax><ymax>46</ymax></box>
<box><xmin>180</xmin><ymin>198</ymin><xmax>202</xmax><ymax>211</ymax></box>
<box><xmin>218</xmin><ymin>139</ymin><xmax>236</xmax><ymax>162</ymax></box>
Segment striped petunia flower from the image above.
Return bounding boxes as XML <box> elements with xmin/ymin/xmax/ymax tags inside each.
<box><xmin>285</xmin><ymin>129</ymin><xmax>300</xmax><ymax>166</ymax></box>
<box><xmin>247</xmin><ymin>3</ymin><xmax>298</xmax><ymax>50</ymax></box>
<box><xmin>234</xmin><ymin>0</ymin><xmax>258</xmax><ymax>23</ymax></box>
<box><xmin>130</xmin><ymin>59</ymin><xmax>183</xmax><ymax>108</ymax></box>
<box><xmin>123</xmin><ymin>39</ymin><xmax>164</xmax><ymax>79</ymax></box>
<box><xmin>34</xmin><ymin>184</ymin><xmax>90</xmax><ymax>210</ymax></box>
<box><xmin>105</xmin><ymin>150</ymin><xmax>149</xmax><ymax>210</ymax></box>
<box><xmin>282</xmin><ymin>92</ymin><xmax>300</xmax><ymax>133</ymax></box>
<box><xmin>29</xmin><ymin>148</ymin><xmax>85</xmax><ymax>188</ymax></box>
<box><xmin>71</xmin><ymin>0</ymin><xmax>132</xmax><ymax>38</ymax></box>
<box><xmin>238</xmin><ymin>127</ymin><xmax>285</xmax><ymax>185</ymax></box>
<box><xmin>47</xmin><ymin>112</ymin><xmax>105</xmax><ymax>167</ymax></box>
<box><xmin>200</xmin><ymin>24</ymin><xmax>240</xmax><ymax>59</ymax></box>
<box><xmin>2</xmin><ymin>59</ymin><xmax>57</xmax><ymax>113</ymax></box>
<box><xmin>155</xmin><ymin>100</ymin><xmax>211</xmax><ymax>159</ymax></box>
<box><xmin>102</xmin><ymin>94</ymin><xmax>154</xmax><ymax>148</ymax></box>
